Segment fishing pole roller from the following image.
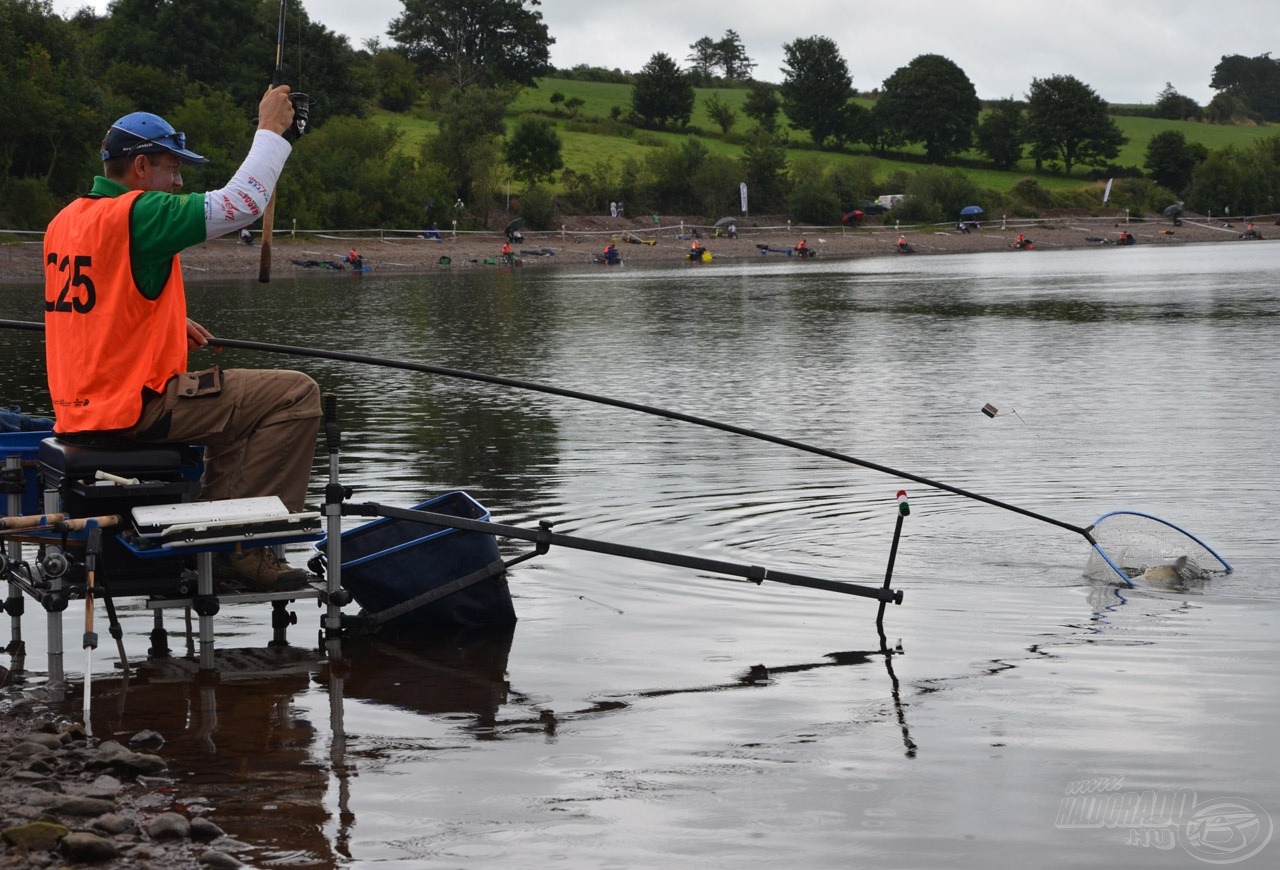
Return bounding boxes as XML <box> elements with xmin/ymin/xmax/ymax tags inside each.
<box><xmin>1</xmin><ymin>593</ymin><xmax>22</xmax><ymax>618</ymax></box>
<box><xmin>41</xmin><ymin>589</ymin><xmax>69</xmax><ymax>613</ymax></box>
<box><xmin>40</xmin><ymin>547</ymin><xmax>72</xmax><ymax>580</ymax></box>
<box><xmin>534</xmin><ymin>520</ymin><xmax>555</xmax><ymax>555</ymax></box>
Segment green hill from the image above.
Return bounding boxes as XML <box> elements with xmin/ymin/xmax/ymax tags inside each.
<box><xmin>379</xmin><ymin>77</ymin><xmax>1274</xmax><ymax>197</ymax></box>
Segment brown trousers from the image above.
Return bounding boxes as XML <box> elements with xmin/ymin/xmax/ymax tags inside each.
<box><xmin>129</xmin><ymin>368</ymin><xmax>321</xmax><ymax>512</ymax></box>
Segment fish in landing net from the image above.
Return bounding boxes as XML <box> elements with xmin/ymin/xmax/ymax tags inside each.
<box><xmin>1138</xmin><ymin>555</ymin><xmax>1194</xmax><ymax>584</ymax></box>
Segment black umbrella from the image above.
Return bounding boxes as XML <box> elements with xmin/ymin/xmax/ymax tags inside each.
<box><xmin>1162</xmin><ymin>203</ymin><xmax>1184</xmax><ymax>218</ymax></box>
<box><xmin>504</xmin><ymin>218</ymin><xmax>526</xmax><ymax>240</ymax></box>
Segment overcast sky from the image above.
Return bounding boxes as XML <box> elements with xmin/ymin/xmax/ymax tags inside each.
<box><xmin>53</xmin><ymin>0</ymin><xmax>1271</xmax><ymax>104</ymax></box>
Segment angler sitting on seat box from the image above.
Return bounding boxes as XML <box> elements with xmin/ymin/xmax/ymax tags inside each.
<box><xmin>41</xmin><ymin>86</ymin><xmax>321</xmax><ymax>591</ymax></box>
<box><xmin>345</xmin><ymin>248</ymin><xmax>364</xmax><ymax>269</ymax></box>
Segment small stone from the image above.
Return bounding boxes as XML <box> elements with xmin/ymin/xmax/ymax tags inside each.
<box><xmin>28</xmin><ymin>778</ymin><xmax>64</xmax><ymax>794</ymax></box>
<box><xmin>1</xmin><ymin>820</ymin><xmax>71</xmax><ymax>851</ymax></box>
<box><xmin>91</xmin><ymin>812</ymin><xmax>137</xmax><ymax>835</ymax></box>
<box><xmin>83</xmin><ymin>774</ymin><xmax>124</xmax><ymax>798</ymax></box>
<box><xmin>190</xmin><ymin>816</ymin><xmax>226</xmax><ymax>841</ymax></box>
<box><xmin>48</xmin><ymin>795</ymin><xmax>117</xmax><ymax>817</ymax></box>
<box><xmin>199</xmin><ymin>849</ymin><xmax>246</xmax><ymax>868</ymax></box>
<box><xmin>129</xmin><ymin>842</ymin><xmax>161</xmax><ymax>860</ymax></box>
<box><xmin>24</xmin><ymin>757</ymin><xmax>56</xmax><ymax>775</ymax></box>
<box><xmin>6</xmin><ymin>696</ymin><xmax>36</xmax><ymax>715</ymax></box>
<box><xmin>19</xmin><ymin>733</ymin><xmax>64</xmax><ymax>751</ymax></box>
<box><xmin>7</xmin><ymin>740</ymin><xmax>52</xmax><ymax>759</ymax></box>
<box><xmin>59</xmin><ymin>830</ymin><xmax>119</xmax><ymax>862</ymax></box>
<box><xmin>128</xmin><ymin>729</ymin><xmax>165</xmax><ymax>748</ymax></box>
<box><xmin>208</xmin><ymin>835</ymin><xmax>254</xmax><ymax>853</ymax></box>
<box><xmin>146</xmin><ymin>811</ymin><xmax>191</xmax><ymax>840</ymax></box>
<box><xmin>87</xmin><ymin>741</ymin><xmax>168</xmax><ymax>776</ymax></box>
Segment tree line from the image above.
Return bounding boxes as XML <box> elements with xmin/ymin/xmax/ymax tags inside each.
<box><xmin>3</xmin><ymin>0</ymin><xmax>1280</xmax><ymax>234</ymax></box>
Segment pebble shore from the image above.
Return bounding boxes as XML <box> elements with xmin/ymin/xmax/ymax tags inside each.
<box><xmin>1</xmin><ymin>213</ymin><xmax>1264</xmax><ymax>284</ymax></box>
<box><xmin>1</xmin><ymin>689</ymin><xmax>256</xmax><ymax>868</ymax></box>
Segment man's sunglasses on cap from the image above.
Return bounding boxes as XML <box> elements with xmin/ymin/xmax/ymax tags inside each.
<box><xmin>100</xmin><ymin>112</ymin><xmax>208</xmax><ymax>165</ymax></box>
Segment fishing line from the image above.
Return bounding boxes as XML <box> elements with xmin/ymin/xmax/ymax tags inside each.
<box><xmin>0</xmin><ymin>319</ymin><xmax>1229</xmax><ymax>586</ymax></box>
<box><xmin>578</xmin><ymin>595</ymin><xmax>624</xmax><ymax>614</ymax></box>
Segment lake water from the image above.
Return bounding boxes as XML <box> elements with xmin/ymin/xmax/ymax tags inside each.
<box><xmin>2</xmin><ymin>242</ymin><xmax>1278</xmax><ymax>868</ymax></box>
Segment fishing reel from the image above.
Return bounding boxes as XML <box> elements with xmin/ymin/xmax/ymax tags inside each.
<box><xmin>251</xmin><ymin>92</ymin><xmax>313</xmax><ymax>140</ymax></box>
<box><xmin>287</xmin><ymin>92</ymin><xmax>313</xmax><ymax>139</ymax></box>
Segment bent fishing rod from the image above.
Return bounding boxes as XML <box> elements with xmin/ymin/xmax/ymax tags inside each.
<box><xmin>0</xmin><ymin>318</ymin><xmax>1094</xmax><ymax>544</ymax></box>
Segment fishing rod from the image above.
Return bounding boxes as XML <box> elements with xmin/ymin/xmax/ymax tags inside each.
<box><xmin>0</xmin><ymin>318</ymin><xmax>1089</xmax><ymax>539</ymax></box>
<box><xmin>258</xmin><ymin>0</ymin><xmax>289</xmax><ymax>284</ymax></box>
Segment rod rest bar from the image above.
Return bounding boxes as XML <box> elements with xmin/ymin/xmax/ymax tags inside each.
<box><xmin>343</xmin><ymin>502</ymin><xmax>902</xmax><ymax>605</ymax></box>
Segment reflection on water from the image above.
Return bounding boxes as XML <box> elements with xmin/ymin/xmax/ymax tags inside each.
<box><xmin>3</xmin><ymin>242</ymin><xmax>1279</xmax><ymax>868</ymax></box>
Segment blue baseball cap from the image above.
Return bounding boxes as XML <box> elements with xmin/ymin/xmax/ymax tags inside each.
<box><xmin>99</xmin><ymin>112</ymin><xmax>208</xmax><ymax>165</ymax></box>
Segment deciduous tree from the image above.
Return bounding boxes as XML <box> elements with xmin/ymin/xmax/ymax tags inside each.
<box><xmin>505</xmin><ymin>117</ymin><xmax>563</xmax><ymax>185</ymax></box>
<box><xmin>742</xmin><ymin>81</ymin><xmax>781</xmax><ymax>133</ymax></box>
<box><xmin>96</xmin><ymin>0</ymin><xmax>268</xmax><ymax>108</ymax></box>
<box><xmin>389</xmin><ymin>0</ymin><xmax>553</xmax><ymax>90</ymax></box>
<box><xmin>716</xmin><ymin>29</ymin><xmax>755</xmax><ymax>81</ymax></box>
<box><xmin>740</xmin><ymin>130</ymin><xmax>789</xmax><ymax>212</ymax></box>
<box><xmin>424</xmin><ymin>86</ymin><xmax>510</xmax><ymax>211</ymax></box>
<box><xmin>0</xmin><ymin>0</ymin><xmax>103</xmax><ymax>196</ymax></box>
<box><xmin>1185</xmin><ymin>142</ymin><xmax>1280</xmax><ymax>216</ymax></box>
<box><xmin>876</xmin><ymin>54</ymin><xmax>979</xmax><ymax>163</ymax></box>
<box><xmin>975</xmin><ymin>98</ymin><xmax>1024</xmax><ymax>171</ymax></box>
<box><xmin>687</xmin><ymin>36</ymin><xmax>718</xmax><ymax>82</ymax></box>
<box><xmin>704</xmin><ymin>93</ymin><xmax>737</xmax><ymax>136</ymax></box>
<box><xmin>1154</xmin><ymin>83</ymin><xmax>1201</xmax><ymax>121</ymax></box>
<box><xmin>1210</xmin><ymin>53</ymin><xmax>1280</xmax><ymax>122</ymax></box>
<box><xmin>780</xmin><ymin>36</ymin><xmax>852</xmax><ymax>147</ymax></box>
<box><xmin>1025</xmin><ymin>74</ymin><xmax>1126</xmax><ymax>175</ymax></box>
<box><xmin>631</xmin><ymin>52</ymin><xmax>695</xmax><ymax>128</ymax></box>
<box><xmin>1144</xmin><ymin>130</ymin><xmax>1205</xmax><ymax>193</ymax></box>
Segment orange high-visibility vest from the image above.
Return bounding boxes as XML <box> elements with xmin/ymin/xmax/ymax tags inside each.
<box><xmin>43</xmin><ymin>191</ymin><xmax>188</xmax><ymax>432</ymax></box>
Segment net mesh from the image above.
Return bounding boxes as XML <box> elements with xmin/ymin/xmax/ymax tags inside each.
<box><xmin>1084</xmin><ymin>511</ymin><xmax>1230</xmax><ymax>587</ymax></box>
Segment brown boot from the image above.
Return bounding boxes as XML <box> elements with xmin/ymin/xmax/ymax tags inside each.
<box><xmin>213</xmin><ymin>547</ymin><xmax>310</xmax><ymax>591</ymax></box>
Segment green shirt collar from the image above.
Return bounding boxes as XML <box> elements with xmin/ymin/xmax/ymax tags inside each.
<box><xmin>89</xmin><ymin>175</ymin><xmax>129</xmax><ymax>197</ymax></box>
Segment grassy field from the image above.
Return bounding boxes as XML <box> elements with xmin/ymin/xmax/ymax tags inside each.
<box><xmin>377</xmin><ymin>77</ymin><xmax>1275</xmax><ymax>197</ymax></box>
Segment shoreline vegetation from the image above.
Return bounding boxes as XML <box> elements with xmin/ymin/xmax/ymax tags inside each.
<box><xmin>1</xmin><ymin>212</ymin><xmax>1269</xmax><ymax>283</ymax></box>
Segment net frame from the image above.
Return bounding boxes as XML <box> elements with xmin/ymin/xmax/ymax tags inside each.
<box><xmin>1086</xmin><ymin>510</ymin><xmax>1233</xmax><ymax>587</ymax></box>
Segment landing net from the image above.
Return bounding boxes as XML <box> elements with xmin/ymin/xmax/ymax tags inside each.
<box><xmin>1084</xmin><ymin>510</ymin><xmax>1232</xmax><ymax>587</ymax></box>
